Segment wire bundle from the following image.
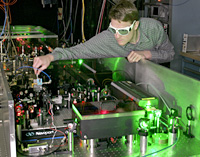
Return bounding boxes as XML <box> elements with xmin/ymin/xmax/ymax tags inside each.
<box><xmin>96</xmin><ymin>0</ymin><xmax>107</xmax><ymax>35</ymax></box>
<box><xmin>60</xmin><ymin>0</ymin><xmax>73</xmax><ymax>42</ymax></box>
<box><xmin>0</xmin><ymin>0</ymin><xmax>17</xmax><ymax>38</ymax></box>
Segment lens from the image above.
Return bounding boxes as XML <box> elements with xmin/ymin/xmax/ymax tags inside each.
<box><xmin>118</xmin><ymin>29</ymin><xmax>129</xmax><ymax>35</ymax></box>
<box><xmin>108</xmin><ymin>27</ymin><xmax>129</xmax><ymax>36</ymax></box>
<box><xmin>109</xmin><ymin>27</ymin><xmax>116</xmax><ymax>34</ymax></box>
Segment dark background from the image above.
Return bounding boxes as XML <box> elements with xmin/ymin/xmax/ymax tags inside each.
<box><xmin>0</xmin><ymin>0</ymin><xmax>143</xmax><ymax>44</ymax></box>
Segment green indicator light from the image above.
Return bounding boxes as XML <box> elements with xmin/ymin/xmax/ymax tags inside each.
<box><xmin>147</xmin><ymin>101</ymin><xmax>151</xmax><ymax>106</ymax></box>
<box><xmin>72</xmin><ymin>104</ymin><xmax>82</xmax><ymax>120</ymax></box>
<box><xmin>78</xmin><ymin>59</ymin><xmax>83</xmax><ymax>65</ymax></box>
<box><xmin>75</xmin><ymin>118</ymin><xmax>78</xmax><ymax>123</ymax></box>
<box><xmin>145</xmin><ymin>101</ymin><xmax>152</xmax><ymax>109</ymax></box>
<box><xmin>146</xmin><ymin>106</ymin><xmax>150</xmax><ymax>109</ymax></box>
<box><xmin>169</xmin><ymin>118</ymin><xmax>173</xmax><ymax>125</ymax></box>
<box><xmin>122</xmin><ymin>136</ymin><xmax>126</xmax><ymax>143</ymax></box>
<box><xmin>91</xmin><ymin>89</ymin><xmax>96</xmax><ymax>92</ymax></box>
<box><xmin>139</xmin><ymin>118</ymin><xmax>150</xmax><ymax>130</ymax></box>
<box><xmin>141</xmin><ymin>121</ymin><xmax>148</xmax><ymax>128</ymax></box>
<box><xmin>155</xmin><ymin>110</ymin><xmax>162</xmax><ymax>118</ymax></box>
<box><xmin>115</xmin><ymin>113</ymin><xmax>120</xmax><ymax>117</ymax></box>
<box><xmin>148</xmin><ymin>113</ymin><xmax>154</xmax><ymax>120</ymax></box>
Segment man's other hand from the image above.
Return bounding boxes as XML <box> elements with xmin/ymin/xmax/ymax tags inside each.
<box><xmin>127</xmin><ymin>50</ymin><xmax>151</xmax><ymax>63</ymax></box>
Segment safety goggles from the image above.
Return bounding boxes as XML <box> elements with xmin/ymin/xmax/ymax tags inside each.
<box><xmin>108</xmin><ymin>20</ymin><xmax>136</xmax><ymax>36</ymax></box>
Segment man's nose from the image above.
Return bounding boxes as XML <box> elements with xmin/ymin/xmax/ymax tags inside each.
<box><xmin>114</xmin><ymin>32</ymin><xmax>120</xmax><ymax>38</ymax></box>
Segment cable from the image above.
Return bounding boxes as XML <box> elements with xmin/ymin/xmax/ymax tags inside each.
<box><xmin>16</xmin><ymin>66</ymin><xmax>51</xmax><ymax>81</ymax></box>
<box><xmin>112</xmin><ymin>69</ymin><xmax>133</xmax><ymax>81</ymax></box>
<box><xmin>98</xmin><ymin>0</ymin><xmax>107</xmax><ymax>34</ymax></box>
<box><xmin>1</xmin><ymin>0</ymin><xmax>17</xmax><ymax>5</ymax></box>
<box><xmin>73</xmin><ymin>0</ymin><xmax>79</xmax><ymax>35</ymax></box>
<box><xmin>3</xmin><ymin>42</ymin><xmax>10</xmax><ymax>61</ymax></box>
<box><xmin>61</xmin><ymin>0</ymin><xmax>65</xmax><ymax>34</ymax></box>
<box><xmin>16</xmin><ymin>114</ymin><xmax>64</xmax><ymax>157</ymax></box>
<box><xmin>0</xmin><ymin>0</ymin><xmax>7</xmax><ymax>38</ymax></box>
<box><xmin>0</xmin><ymin>0</ymin><xmax>18</xmax><ymax>26</ymax></box>
<box><xmin>171</xmin><ymin>0</ymin><xmax>192</xmax><ymax>6</ymax></box>
<box><xmin>61</xmin><ymin>0</ymin><xmax>73</xmax><ymax>41</ymax></box>
<box><xmin>108</xmin><ymin>0</ymin><xmax>115</xmax><ymax>5</ymax></box>
<box><xmin>102</xmin><ymin>78</ymin><xmax>113</xmax><ymax>86</ymax></box>
<box><xmin>96</xmin><ymin>0</ymin><xmax>106</xmax><ymax>35</ymax></box>
<box><xmin>57</xmin><ymin>7</ymin><xmax>59</xmax><ymax>36</ymax></box>
<box><xmin>67</xmin><ymin>20</ymin><xmax>72</xmax><ymax>41</ymax></box>
<box><xmin>8</xmin><ymin>3</ymin><xmax>12</xmax><ymax>24</ymax></box>
<box><xmin>136</xmin><ymin>82</ymin><xmax>171</xmax><ymax>113</ymax></box>
<box><xmin>48</xmin><ymin>102</ymin><xmax>58</xmax><ymax>147</ymax></box>
<box><xmin>48</xmin><ymin>101</ymin><xmax>67</xmax><ymax>147</ymax></box>
<box><xmin>11</xmin><ymin>38</ymin><xmax>17</xmax><ymax>55</ymax></box>
<box><xmin>58</xmin><ymin>0</ymin><xmax>65</xmax><ymax>38</ymax></box>
<box><xmin>1</xmin><ymin>28</ymin><xmax>8</xmax><ymax>42</ymax></box>
<box><xmin>81</xmin><ymin>0</ymin><xmax>86</xmax><ymax>42</ymax></box>
<box><xmin>68</xmin><ymin>0</ymin><xmax>73</xmax><ymax>41</ymax></box>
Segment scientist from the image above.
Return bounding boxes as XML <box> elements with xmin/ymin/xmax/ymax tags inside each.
<box><xmin>33</xmin><ymin>0</ymin><xmax>175</xmax><ymax>74</ymax></box>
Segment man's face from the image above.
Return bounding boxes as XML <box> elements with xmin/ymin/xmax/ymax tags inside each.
<box><xmin>110</xmin><ymin>19</ymin><xmax>135</xmax><ymax>46</ymax></box>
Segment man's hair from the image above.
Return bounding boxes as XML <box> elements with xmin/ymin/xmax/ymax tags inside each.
<box><xmin>109</xmin><ymin>0</ymin><xmax>139</xmax><ymax>23</ymax></box>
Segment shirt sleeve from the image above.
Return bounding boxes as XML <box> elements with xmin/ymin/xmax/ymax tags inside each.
<box><xmin>150</xmin><ymin>36</ymin><xmax>175</xmax><ymax>63</ymax></box>
<box><xmin>149</xmin><ymin>21</ymin><xmax>175</xmax><ymax>63</ymax></box>
<box><xmin>51</xmin><ymin>30</ymin><xmax>129</xmax><ymax>61</ymax></box>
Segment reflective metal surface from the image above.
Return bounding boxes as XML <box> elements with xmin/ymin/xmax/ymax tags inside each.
<box><xmin>72</xmin><ymin>100</ymin><xmax>145</xmax><ymax>140</ymax></box>
<box><xmin>0</xmin><ymin>63</ymin><xmax>16</xmax><ymax>157</ymax></box>
<box><xmin>0</xmin><ymin>25</ymin><xmax>58</xmax><ymax>39</ymax></box>
<box><xmin>101</xmin><ymin>57</ymin><xmax>200</xmax><ymax>140</ymax></box>
<box><xmin>134</xmin><ymin>60</ymin><xmax>200</xmax><ymax>140</ymax></box>
<box><xmin>100</xmin><ymin>57</ymin><xmax>136</xmax><ymax>82</ymax></box>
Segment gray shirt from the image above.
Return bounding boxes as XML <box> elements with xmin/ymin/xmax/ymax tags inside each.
<box><xmin>52</xmin><ymin>18</ymin><xmax>175</xmax><ymax>63</ymax></box>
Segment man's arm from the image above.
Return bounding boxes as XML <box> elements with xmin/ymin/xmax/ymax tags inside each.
<box><xmin>150</xmin><ymin>36</ymin><xmax>175</xmax><ymax>63</ymax></box>
<box><xmin>149</xmin><ymin>19</ymin><xmax>175</xmax><ymax>63</ymax></box>
<box><xmin>127</xmin><ymin>18</ymin><xmax>175</xmax><ymax>63</ymax></box>
<box><xmin>51</xmin><ymin>30</ymin><xmax>127</xmax><ymax>61</ymax></box>
<box><xmin>33</xmin><ymin>30</ymin><xmax>128</xmax><ymax>74</ymax></box>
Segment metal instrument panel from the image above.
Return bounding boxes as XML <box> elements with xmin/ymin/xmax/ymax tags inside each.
<box><xmin>0</xmin><ymin>25</ymin><xmax>58</xmax><ymax>39</ymax></box>
<box><xmin>72</xmin><ymin>100</ymin><xmax>145</xmax><ymax>140</ymax></box>
<box><xmin>0</xmin><ymin>63</ymin><xmax>16</xmax><ymax>157</ymax></box>
<box><xmin>21</xmin><ymin>132</ymin><xmax>200</xmax><ymax>157</ymax></box>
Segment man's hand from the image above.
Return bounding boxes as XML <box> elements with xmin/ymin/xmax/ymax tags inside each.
<box><xmin>33</xmin><ymin>54</ymin><xmax>54</xmax><ymax>75</ymax></box>
<box><xmin>127</xmin><ymin>50</ymin><xmax>151</xmax><ymax>63</ymax></box>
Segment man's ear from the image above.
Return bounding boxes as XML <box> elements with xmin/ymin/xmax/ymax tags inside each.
<box><xmin>134</xmin><ymin>21</ymin><xmax>140</xmax><ymax>30</ymax></box>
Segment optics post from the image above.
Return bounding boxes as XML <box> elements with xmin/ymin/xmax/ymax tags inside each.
<box><xmin>138</xmin><ymin>118</ymin><xmax>150</xmax><ymax>156</ymax></box>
